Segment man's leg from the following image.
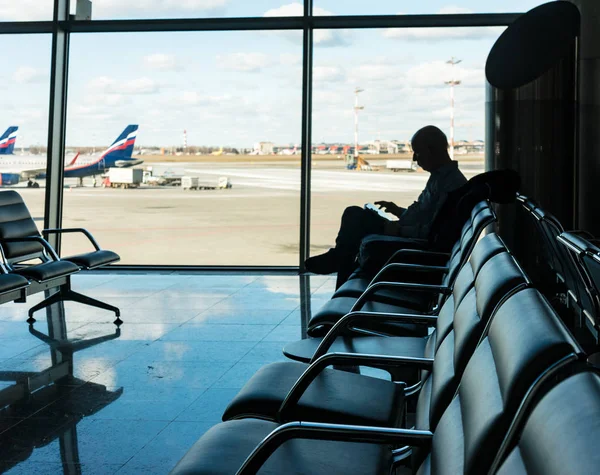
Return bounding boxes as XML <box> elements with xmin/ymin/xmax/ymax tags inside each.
<box><xmin>305</xmin><ymin>206</ymin><xmax>386</xmax><ymax>276</ymax></box>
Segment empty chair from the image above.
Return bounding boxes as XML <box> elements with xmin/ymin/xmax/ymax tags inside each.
<box><xmin>0</xmin><ymin>271</ymin><xmax>29</xmax><ymax>305</ymax></box>
<box><xmin>170</xmin><ymin>286</ymin><xmax>583</xmax><ymax>475</ymax></box>
<box><xmin>490</xmin><ymin>370</ymin><xmax>600</xmax><ymax>475</ymax></box>
<box><xmin>0</xmin><ymin>190</ymin><xmax>121</xmax><ymax>324</ymax></box>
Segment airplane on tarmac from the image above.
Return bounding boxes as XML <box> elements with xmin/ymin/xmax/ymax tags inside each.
<box><xmin>0</xmin><ymin>125</ymin><xmax>142</xmax><ymax>186</ymax></box>
<box><xmin>278</xmin><ymin>145</ymin><xmax>298</xmax><ymax>156</ymax></box>
<box><xmin>0</xmin><ymin>127</ymin><xmax>18</xmax><ymax>155</ymax></box>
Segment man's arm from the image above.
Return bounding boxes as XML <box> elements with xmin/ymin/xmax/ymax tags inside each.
<box><xmin>374</xmin><ymin>201</ymin><xmax>405</xmax><ymax>218</ymax></box>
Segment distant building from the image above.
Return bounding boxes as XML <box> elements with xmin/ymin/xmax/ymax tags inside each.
<box><xmin>367</xmin><ymin>140</ymin><xmax>399</xmax><ymax>154</ymax></box>
<box><xmin>253</xmin><ymin>142</ymin><xmax>274</xmax><ymax>155</ymax></box>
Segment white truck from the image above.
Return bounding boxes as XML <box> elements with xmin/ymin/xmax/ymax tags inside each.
<box><xmin>386</xmin><ymin>158</ymin><xmax>418</xmax><ymax>172</ymax></box>
<box><xmin>105</xmin><ymin>168</ymin><xmax>143</xmax><ymax>189</ymax></box>
<box><xmin>182</xmin><ymin>176</ymin><xmax>232</xmax><ymax>190</ymax></box>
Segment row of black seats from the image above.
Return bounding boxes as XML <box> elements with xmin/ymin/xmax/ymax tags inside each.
<box><xmin>0</xmin><ymin>190</ymin><xmax>122</xmax><ymax>324</ymax></box>
<box><xmin>517</xmin><ymin>194</ymin><xmax>600</xmax><ymax>348</ymax></box>
<box><xmin>172</xmin><ymin>202</ymin><xmax>600</xmax><ymax>474</ymax></box>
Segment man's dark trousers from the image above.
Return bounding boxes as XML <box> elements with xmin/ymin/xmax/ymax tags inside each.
<box><xmin>334</xmin><ymin>206</ymin><xmax>387</xmax><ymax>288</ymax></box>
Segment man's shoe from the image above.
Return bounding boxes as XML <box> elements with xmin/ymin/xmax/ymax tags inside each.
<box><xmin>305</xmin><ymin>248</ymin><xmax>339</xmax><ymax>274</ymax></box>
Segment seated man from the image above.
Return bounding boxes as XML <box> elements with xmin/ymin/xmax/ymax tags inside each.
<box><xmin>306</xmin><ymin>125</ymin><xmax>467</xmax><ymax>286</ymax></box>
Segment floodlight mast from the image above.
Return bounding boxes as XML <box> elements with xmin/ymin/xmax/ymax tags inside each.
<box><xmin>445</xmin><ymin>57</ymin><xmax>462</xmax><ymax>159</ymax></box>
<box><xmin>354</xmin><ymin>87</ymin><xmax>365</xmax><ymax>157</ymax></box>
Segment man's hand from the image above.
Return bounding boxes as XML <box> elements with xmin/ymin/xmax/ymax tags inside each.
<box><xmin>374</xmin><ymin>201</ymin><xmax>405</xmax><ymax>218</ymax></box>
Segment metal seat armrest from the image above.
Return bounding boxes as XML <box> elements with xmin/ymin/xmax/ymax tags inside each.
<box><xmin>372</xmin><ymin>263</ymin><xmax>449</xmax><ymax>284</ymax></box>
<box><xmin>352</xmin><ymin>282</ymin><xmax>450</xmax><ymax>311</ymax></box>
<box><xmin>277</xmin><ymin>352</ymin><xmax>433</xmax><ymax>422</ymax></box>
<box><xmin>311</xmin><ymin>311</ymin><xmax>438</xmax><ymax>361</ymax></box>
<box><xmin>387</xmin><ymin>248</ymin><xmax>451</xmax><ymax>265</ymax></box>
<box><xmin>236</xmin><ymin>421</ymin><xmax>433</xmax><ymax>475</ymax></box>
<box><xmin>0</xmin><ymin>236</ymin><xmax>60</xmax><ymax>261</ymax></box>
<box><xmin>43</xmin><ymin>228</ymin><xmax>101</xmax><ymax>251</ymax></box>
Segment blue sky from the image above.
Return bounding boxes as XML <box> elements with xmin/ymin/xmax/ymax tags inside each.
<box><xmin>0</xmin><ymin>1</ymin><xmax>550</xmax><ymax>148</ymax></box>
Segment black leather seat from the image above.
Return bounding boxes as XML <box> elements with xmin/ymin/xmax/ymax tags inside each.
<box><xmin>285</xmin><ymin>233</ymin><xmax>509</xmax><ymax>364</ymax></box>
<box><xmin>223</xmin><ymin>362</ymin><xmax>405</xmax><ymax>426</ymax></box>
<box><xmin>15</xmin><ymin>260</ymin><xmax>80</xmax><ymax>282</ymax></box>
<box><xmin>493</xmin><ymin>370</ymin><xmax>600</xmax><ymax>475</ymax></box>
<box><xmin>171</xmin><ymin>418</ymin><xmax>392</xmax><ymax>475</ymax></box>
<box><xmin>222</xmin><ymin>250</ymin><xmax>527</xmax><ymax>426</ymax></box>
<box><xmin>0</xmin><ymin>190</ymin><xmax>121</xmax><ymax>324</ymax></box>
<box><xmin>0</xmin><ymin>273</ymin><xmax>29</xmax><ymax>293</ymax></box>
<box><xmin>171</xmin><ymin>287</ymin><xmax>583</xmax><ymax>475</ymax></box>
<box><xmin>63</xmin><ymin>249</ymin><xmax>120</xmax><ymax>269</ymax></box>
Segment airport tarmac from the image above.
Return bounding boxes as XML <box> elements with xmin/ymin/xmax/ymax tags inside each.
<box><xmin>17</xmin><ymin>160</ymin><xmax>484</xmax><ymax>266</ymax></box>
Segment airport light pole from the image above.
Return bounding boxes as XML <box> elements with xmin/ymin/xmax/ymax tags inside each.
<box><xmin>445</xmin><ymin>57</ymin><xmax>462</xmax><ymax>159</ymax></box>
<box><xmin>354</xmin><ymin>87</ymin><xmax>364</xmax><ymax>157</ymax></box>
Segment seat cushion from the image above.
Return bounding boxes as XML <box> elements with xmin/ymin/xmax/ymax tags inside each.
<box><xmin>333</xmin><ymin>278</ymin><xmax>432</xmax><ymax>310</ymax></box>
<box><xmin>63</xmin><ymin>250</ymin><xmax>120</xmax><ymax>269</ymax></box>
<box><xmin>223</xmin><ymin>361</ymin><xmax>404</xmax><ymax>427</ymax></box>
<box><xmin>283</xmin><ymin>334</ymin><xmax>428</xmax><ymax>364</ymax></box>
<box><xmin>171</xmin><ymin>418</ymin><xmax>392</xmax><ymax>475</ymax></box>
<box><xmin>308</xmin><ymin>297</ymin><xmax>428</xmax><ymax>337</ymax></box>
<box><xmin>15</xmin><ymin>260</ymin><xmax>79</xmax><ymax>282</ymax></box>
<box><xmin>0</xmin><ymin>273</ymin><xmax>28</xmax><ymax>293</ymax></box>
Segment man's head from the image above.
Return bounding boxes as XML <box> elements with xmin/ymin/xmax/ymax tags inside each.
<box><xmin>411</xmin><ymin>125</ymin><xmax>452</xmax><ymax>172</ymax></box>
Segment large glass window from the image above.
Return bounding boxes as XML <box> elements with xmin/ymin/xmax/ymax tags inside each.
<box><xmin>0</xmin><ymin>34</ymin><xmax>51</xmax><ymax>228</ymax></box>
<box><xmin>309</xmin><ymin>27</ymin><xmax>500</xmax><ymax>255</ymax></box>
<box><xmin>315</xmin><ymin>1</ymin><xmax>550</xmax><ymax>16</ymax></box>
<box><xmin>63</xmin><ymin>31</ymin><xmax>301</xmax><ymax>265</ymax></box>
<box><xmin>73</xmin><ymin>1</ymin><xmax>304</xmax><ymax>20</ymax></box>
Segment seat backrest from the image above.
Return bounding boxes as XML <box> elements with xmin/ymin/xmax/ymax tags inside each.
<box><xmin>0</xmin><ymin>190</ymin><xmax>43</xmax><ymax>261</ymax></box>
<box><xmin>493</xmin><ymin>370</ymin><xmax>600</xmax><ymax>475</ymax></box>
<box><xmin>557</xmin><ymin>232</ymin><xmax>600</xmax><ymax>342</ymax></box>
<box><xmin>434</xmin><ymin>234</ymin><xmax>510</xmax><ymax>349</ymax></box>
<box><xmin>423</xmin><ymin>252</ymin><xmax>528</xmax><ymax>431</ymax></box>
<box><xmin>425</xmin><ymin>287</ymin><xmax>582</xmax><ymax>475</ymax></box>
<box><xmin>443</xmin><ymin>204</ymin><xmax>496</xmax><ymax>288</ymax></box>
<box><xmin>540</xmin><ymin>213</ymin><xmax>595</xmax><ymax>318</ymax></box>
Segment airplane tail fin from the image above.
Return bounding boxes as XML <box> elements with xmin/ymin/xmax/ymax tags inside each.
<box><xmin>101</xmin><ymin>125</ymin><xmax>138</xmax><ymax>161</ymax></box>
<box><xmin>67</xmin><ymin>152</ymin><xmax>80</xmax><ymax>167</ymax></box>
<box><xmin>0</xmin><ymin>126</ymin><xmax>18</xmax><ymax>155</ymax></box>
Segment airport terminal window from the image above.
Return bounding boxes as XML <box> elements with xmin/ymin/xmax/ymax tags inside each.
<box><xmin>63</xmin><ymin>31</ymin><xmax>301</xmax><ymax>265</ymax></box>
<box><xmin>0</xmin><ymin>0</ymin><xmax>53</xmax><ymax>21</ymax></box>
<box><xmin>0</xmin><ymin>34</ymin><xmax>51</xmax><ymax>229</ymax></box>
<box><xmin>309</xmin><ymin>27</ymin><xmax>501</xmax><ymax>256</ymax></box>
<box><xmin>73</xmin><ymin>1</ymin><xmax>304</xmax><ymax>20</ymax></box>
<box><xmin>315</xmin><ymin>0</ymin><xmax>550</xmax><ymax>16</ymax></box>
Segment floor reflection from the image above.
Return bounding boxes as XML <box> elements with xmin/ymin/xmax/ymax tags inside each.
<box><xmin>0</xmin><ymin>273</ymin><xmax>333</xmax><ymax>474</ymax></box>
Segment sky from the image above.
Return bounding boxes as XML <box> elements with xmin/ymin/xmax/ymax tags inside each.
<box><xmin>0</xmin><ymin>1</ymin><xmax>551</xmax><ymax>148</ymax></box>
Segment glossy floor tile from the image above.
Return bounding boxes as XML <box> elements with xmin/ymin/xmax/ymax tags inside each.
<box><xmin>0</xmin><ymin>272</ymin><xmax>334</xmax><ymax>474</ymax></box>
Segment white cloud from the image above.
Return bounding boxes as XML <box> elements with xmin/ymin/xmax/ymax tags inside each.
<box><xmin>384</xmin><ymin>26</ymin><xmax>505</xmax><ymax>42</ymax></box>
<box><xmin>13</xmin><ymin>67</ymin><xmax>46</xmax><ymax>84</ymax></box>
<box><xmin>313</xmin><ymin>66</ymin><xmax>346</xmax><ymax>83</ymax></box>
<box><xmin>264</xmin><ymin>3</ymin><xmax>351</xmax><ymax>47</ymax></box>
<box><xmin>177</xmin><ymin>91</ymin><xmax>234</xmax><ymax>106</ymax></box>
<box><xmin>279</xmin><ymin>53</ymin><xmax>301</xmax><ymax>67</ymax></box>
<box><xmin>438</xmin><ymin>6</ymin><xmax>474</xmax><ymax>14</ymax></box>
<box><xmin>404</xmin><ymin>61</ymin><xmax>484</xmax><ymax>88</ymax></box>
<box><xmin>0</xmin><ymin>1</ymin><xmax>52</xmax><ymax>20</ymax></box>
<box><xmin>87</xmin><ymin>76</ymin><xmax>160</xmax><ymax>95</ymax></box>
<box><xmin>94</xmin><ymin>0</ymin><xmax>228</xmax><ymax>16</ymax></box>
<box><xmin>143</xmin><ymin>53</ymin><xmax>181</xmax><ymax>71</ymax></box>
<box><xmin>216</xmin><ymin>53</ymin><xmax>271</xmax><ymax>72</ymax></box>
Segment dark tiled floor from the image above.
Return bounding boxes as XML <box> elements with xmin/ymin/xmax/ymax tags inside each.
<box><xmin>0</xmin><ymin>273</ymin><xmax>335</xmax><ymax>474</ymax></box>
